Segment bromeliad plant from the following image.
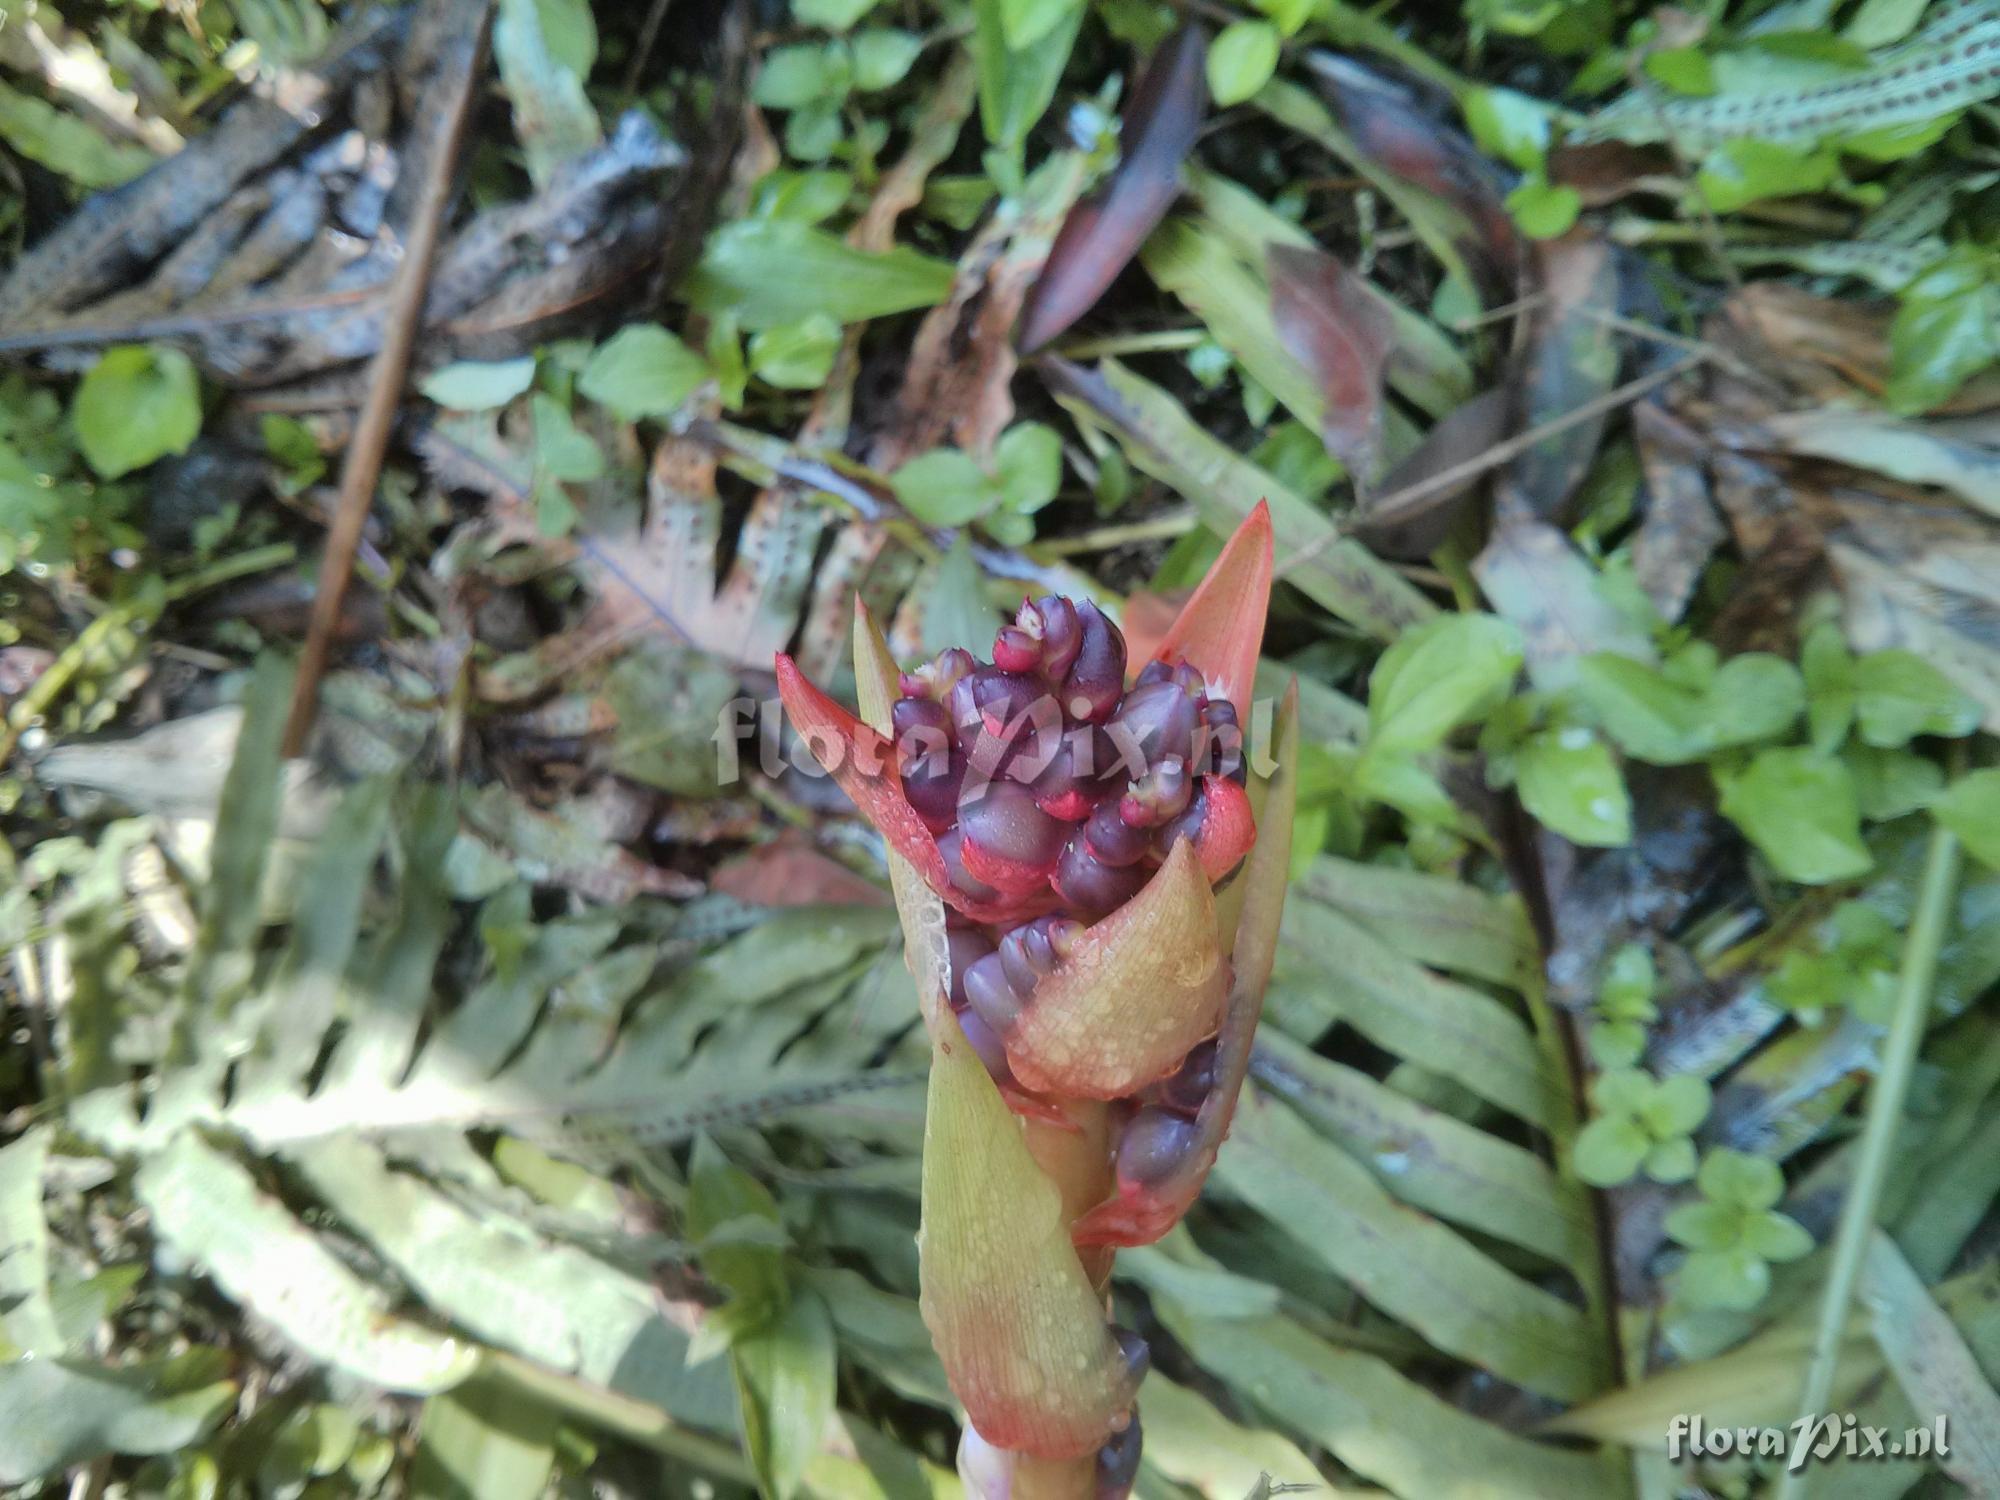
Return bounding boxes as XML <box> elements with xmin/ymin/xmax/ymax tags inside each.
<box><xmin>776</xmin><ymin>505</ymin><xmax>1297</xmax><ymax>1498</ymax></box>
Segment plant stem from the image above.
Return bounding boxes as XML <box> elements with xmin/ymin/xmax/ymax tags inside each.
<box><xmin>1773</xmin><ymin>820</ymin><xmax>1962</xmax><ymax>1500</ymax></box>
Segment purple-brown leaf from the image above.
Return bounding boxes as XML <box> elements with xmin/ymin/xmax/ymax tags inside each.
<box><xmin>1305</xmin><ymin>51</ymin><xmax>1522</xmax><ymax>295</ymax></box>
<box><xmin>1017</xmin><ymin>26</ymin><xmax>1208</xmax><ymax>354</ymax></box>
<box><xmin>1350</xmin><ymin>387</ymin><xmax>1510</xmax><ymax>558</ymax></box>
<box><xmin>1266</xmin><ymin>242</ymin><xmax>1395</xmax><ymax>480</ymax></box>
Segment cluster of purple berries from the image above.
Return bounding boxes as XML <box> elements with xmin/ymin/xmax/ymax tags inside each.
<box><xmin>889</xmin><ymin>595</ymin><xmax>1247</xmax><ymax>920</ymax></box>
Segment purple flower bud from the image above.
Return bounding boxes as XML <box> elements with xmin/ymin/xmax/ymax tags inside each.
<box><xmin>1117</xmin><ymin>1106</ymin><xmax>1202</xmax><ymax>1188</ymax></box>
<box><xmin>894</xmin><ymin>696</ymin><xmax>963</xmax><ymax>832</ymax></box>
<box><xmin>963</xmin><ymin>950</ymin><xmax>1025</xmax><ymax>1036</ymax></box>
<box><xmin>1105</xmin><ymin>678</ymin><xmax>1199</xmax><ymax>772</ymax></box>
<box><xmin>1096</xmin><ymin>1429</ymin><xmax>1142</xmax><ymax>1500</ymax></box>
<box><xmin>1196</xmin><ymin>699</ymin><xmax>1246</xmax><ymax>784</ymax></box>
<box><xmin>998</xmin><ymin>915</ymin><xmax>1081</xmax><ymax>994</ymax></box>
<box><xmin>993</xmin><ymin>624</ymin><xmax>1044</xmax><ymax>674</ymax></box>
<box><xmin>937</xmin><ymin>827</ymin><xmax>1000</xmax><ymax>903</ymax></box>
<box><xmin>1097</xmin><ymin>1414</ymin><xmax>1143</xmax><ymax>1500</ymax></box>
<box><xmin>954</xmin><ymin>669</ymin><xmax>1061</xmax><ymax>778</ymax></box>
<box><xmin>959</xmin><ymin>778</ymin><xmax>1068</xmax><ymax>892</ymax></box>
<box><xmin>1119</xmin><ymin>756</ymin><xmax>1192</xmax><ymax>829</ymax></box>
<box><xmin>1083</xmin><ymin>796</ymin><xmax>1151</xmax><ymax>867</ymax></box>
<box><xmin>900</xmin><ymin>647</ymin><xmax>976</xmax><ymax>703</ymax></box>
<box><xmin>945</xmin><ymin>927</ymin><xmax>997</xmax><ymax>1012</ymax></box>
<box><xmin>956</xmin><ymin>1000</ymin><xmax>1018</xmax><ymax>1085</ymax></box>
<box><xmin>1133</xmin><ymin>660</ymin><xmax>1171</xmax><ymax>689</ymax></box>
<box><xmin>1152</xmin><ymin>783</ymin><xmax>1208</xmax><ymax>860</ymax></box>
<box><xmin>1054</xmin><ymin>833</ymin><xmax>1152</xmax><ymax>916</ymax></box>
<box><xmin>1155</xmin><ymin>1039</ymin><xmax>1217</xmax><ymax>1115</ymax></box>
<box><xmin>1026</xmin><ymin>724</ymin><xmax>1108</xmax><ymax>821</ymax></box>
<box><xmin>1112</xmin><ymin>1325</ymin><xmax>1151</xmax><ymax>1385</ymax></box>
<box><xmin>1024</xmin><ymin>596</ymin><xmax>1083</xmax><ymax>683</ymax></box>
<box><xmin>1060</xmin><ymin>602</ymin><xmax>1127</xmax><ymax>724</ymax></box>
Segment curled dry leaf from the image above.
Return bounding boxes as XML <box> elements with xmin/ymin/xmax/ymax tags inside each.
<box><xmin>1266</xmin><ymin>242</ymin><xmax>1396</xmax><ymax>481</ymax></box>
<box><xmin>1303</xmin><ymin>51</ymin><xmax>1521</xmax><ymax>295</ymax></box>
<box><xmin>1505</xmin><ymin>232</ymin><xmax>1622</xmax><ymax>523</ymax></box>
<box><xmin>1017</xmin><ymin>26</ymin><xmax>1209</xmax><ymax>355</ymax></box>
<box><xmin>1631</xmin><ymin>402</ymin><xmax>1726</xmax><ymax>623</ymax></box>
<box><xmin>1351</xmin><ymin>387</ymin><xmax>1510</xmax><ymax>559</ymax></box>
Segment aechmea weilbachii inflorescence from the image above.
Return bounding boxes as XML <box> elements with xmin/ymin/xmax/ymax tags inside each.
<box><xmin>775</xmin><ymin>504</ymin><xmax>1297</xmax><ymax>1500</ymax></box>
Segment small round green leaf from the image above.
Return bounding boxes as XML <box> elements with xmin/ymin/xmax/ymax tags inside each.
<box><xmin>73</xmin><ymin>345</ymin><xmax>202</xmax><ymax>479</ymax></box>
<box><xmin>1207</xmin><ymin>21</ymin><xmax>1280</xmax><ymax>107</ymax></box>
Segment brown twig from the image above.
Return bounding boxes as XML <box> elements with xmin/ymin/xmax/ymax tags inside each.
<box><xmin>1273</xmin><ymin>353</ymin><xmax>1706</xmax><ymax>583</ymax></box>
<box><xmin>280</xmin><ymin>0</ymin><xmax>491</xmax><ymax>758</ymax></box>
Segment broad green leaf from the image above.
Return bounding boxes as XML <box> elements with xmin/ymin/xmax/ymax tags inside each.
<box><xmin>72</xmin><ymin>346</ymin><xmax>201</xmax><ymax>479</ymax></box>
<box><xmin>0</xmin><ymin>1129</ymin><xmax>60</xmax><ymax>1358</ymax></box>
<box><xmin>135</xmin><ymin>1134</ymin><xmax>478</xmax><ymax>1393</ymax></box>
<box><xmin>690</xmin><ymin>1136</ymin><xmax>791</xmax><ymax>1328</ymax></box>
<box><xmin>1743</xmin><ymin>1213</ymin><xmax>1815</xmax><ymax>1261</ymax></box>
<box><xmin>1159</xmin><ymin>1308</ymin><xmax>1621</xmax><ymax>1497</ymax></box>
<box><xmin>1699</xmin><ymin>1147</ymin><xmax>1784</xmax><ymax>1209</ymax></box>
<box><xmin>0</xmin><ymin>81</ymin><xmax>153</xmax><ymax>187</ymax></box>
<box><xmin>1645</xmin><ymin>46</ymin><xmax>1716</xmax><ymax>93</ymax></box>
<box><xmin>1680</xmin><ymin>1246</ymin><xmax>1771</xmax><ymax>1310</ymax></box>
<box><xmin>1804</xmin><ymin>619</ymin><xmax>1858</xmax><ymax>752</ymax></box>
<box><xmin>756</xmin><ymin>44</ymin><xmax>844</xmax><ymax>108</ymax></box>
<box><xmin>530</xmin><ymin>393</ymin><xmax>603</xmax><ymax>481</ymax></box>
<box><xmin>1716</xmin><ymin>747</ymin><xmax>1873</xmax><ymax>885</ymax></box>
<box><xmin>1643</xmin><ymin>1137</ymin><xmax>1698</xmax><ymax>1183</ymax></box>
<box><xmin>1848</xmin><ymin>743</ymin><xmax>1944</xmax><ymax>820</ymax></box>
<box><xmin>994</xmin><ymin>421</ymin><xmax>1063</xmax><ymax>514</ymax></box>
<box><xmin>749</xmin><ymin>315</ymin><xmax>842</xmax><ymax>390</ymax></box>
<box><xmin>913</xmin><ymin>537</ymin><xmax>1000</xmax><ymax>661</ymax></box>
<box><xmin>1888</xmin><ymin>247</ymin><xmax>2000</xmax><ymax>413</ymax></box>
<box><xmin>1464</xmin><ymin>87</ymin><xmax>1552</xmax><ymax>170</ymax></box>
<box><xmin>999</xmin><ymin>0</ymin><xmax>1082</xmax><ymax>51</ymax></box>
<box><xmin>972</xmin><ymin>0</ymin><xmax>1083</xmax><ymax>156</ymax></box>
<box><xmin>494</xmin><ymin>0</ymin><xmax>601</xmax><ymax>187</ymax></box>
<box><xmin>795</xmin><ymin>0</ymin><xmax>880</xmax><ymax>29</ymax></box>
<box><xmin>0</xmin><ymin>1357</ymin><xmax>234</xmax><ymax>1486</ymax></box>
<box><xmin>1275</xmin><ymin>899</ymin><xmax>1556</xmax><ymax>1127</ymax></box>
<box><xmin>1863</xmin><ymin>1231</ymin><xmax>2000</xmax><ymax>1495</ymax></box>
<box><xmin>1665</xmin><ymin>1202</ymin><xmax>1741</xmax><ymax>1252</ymax></box>
<box><xmin>411</xmin><ymin>1377</ymin><xmax>559</xmax><ymax>1500</ymax></box>
<box><xmin>1367</xmin><ymin>613</ymin><xmax>1524</xmax><ymax>755</ymax></box>
<box><xmin>1220</xmin><ymin>1090</ymin><xmax>1598</xmax><ymax>1401</ymax></box>
<box><xmin>578</xmin><ymin>325</ymin><xmax>711</xmax><ymax>419</ymax></box>
<box><xmin>851</xmin><ymin>28</ymin><xmax>924</xmax><ymax>89</ymax></box>
<box><xmin>1516</xmin><ymin>727</ymin><xmax>1631</xmax><ymax>846</ymax></box>
<box><xmin>1573</xmin><ymin>653</ymin><xmax>1710</xmax><ymax>763</ymax></box>
<box><xmin>420</xmin><ymin>358</ymin><xmax>537</xmax><ymax>412</ymax></box>
<box><xmin>1705</xmin><ymin>653</ymin><xmax>1808</xmax><ymax>748</ymax></box>
<box><xmin>732</xmin><ymin>1289</ymin><xmax>836</xmax><ymax>1500</ymax></box>
<box><xmin>688</xmin><ymin>221</ymin><xmax>956</xmax><ymax>329</ymax></box>
<box><xmin>1573</xmin><ymin>1116</ymin><xmax>1649</xmax><ymax>1185</ymax></box>
<box><xmin>1506</xmin><ymin>176</ymin><xmax>1582</xmax><ymax>238</ymax></box>
<box><xmin>1935</xmin><ymin>768</ymin><xmax>2000</xmax><ymax>868</ymax></box>
<box><xmin>891</xmin><ymin>449</ymin><xmax>998</xmax><ymax>526</ymax></box>
<box><xmin>1697</xmin><ymin>139</ymin><xmax>1839</xmax><ymax>211</ymax></box>
<box><xmin>1254</xmin><ymin>1030</ymin><xmax>1591</xmax><ymax>1267</ymax></box>
<box><xmin>1207</xmin><ymin>21</ymin><xmax>1280</xmax><ymax>106</ymax></box>
<box><xmin>752</xmin><ymin>169</ymin><xmax>855</xmax><ymax>224</ymax></box>
<box><xmin>1642</xmin><ymin>1074</ymin><xmax>1713</xmax><ymax>1136</ymax></box>
<box><xmin>1852</xmin><ymin>649</ymin><xmax>1983</xmax><ymax>745</ymax></box>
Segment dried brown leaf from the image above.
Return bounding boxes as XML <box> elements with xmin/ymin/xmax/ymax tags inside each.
<box><xmin>1267</xmin><ymin>242</ymin><xmax>1396</xmax><ymax>479</ymax></box>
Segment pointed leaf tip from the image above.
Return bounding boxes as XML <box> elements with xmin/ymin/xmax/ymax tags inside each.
<box><xmin>1150</xmin><ymin>500</ymin><xmax>1274</xmax><ymax>722</ymax></box>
